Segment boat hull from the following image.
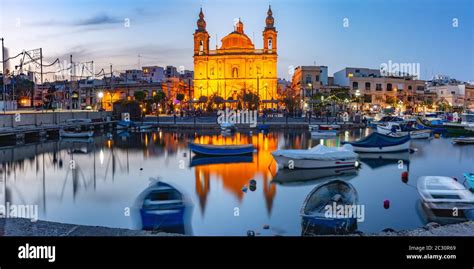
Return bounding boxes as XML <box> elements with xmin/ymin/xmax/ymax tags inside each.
<box><xmin>273</xmin><ymin>155</ymin><xmax>356</xmax><ymax>169</ymax></box>
<box><xmin>60</xmin><ymin>130</ymin><xmax>94</xmax><ymax>138</ymax></box>
<box><xmin>351</xmin><ymin>140</ymin><xmax>410</xmax><ymax>153</ymax></box>
<box><xmin>189</xmin><ymin>142</ymin><xmax>254</xmax><ymax>156</ymax></box>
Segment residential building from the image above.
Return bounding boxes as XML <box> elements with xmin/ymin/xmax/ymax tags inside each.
<box><xmin>333</xmin><ymin>67</ymin><xmax>380</xmax><ymax>87</ymax></box>
<box><xmin>142</xmin><ymin>66</ymin><xmax>165</xmax><ymax>83</ymax></box>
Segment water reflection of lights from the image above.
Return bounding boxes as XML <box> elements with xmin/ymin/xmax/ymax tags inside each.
<box><xmin>345</xmin><ymin>131</ymin><xmax>350</xmax><ymax>141</ymax></box>
<box><xmin>99</xmin><ymin>149</ymin><xmax>104</xmax><ymax>165</ymax></box>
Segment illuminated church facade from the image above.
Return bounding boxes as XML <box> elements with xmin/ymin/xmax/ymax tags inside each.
<box><xmin>193</xmin><ymin>6</ymin><xmax>278</xmax><ymax>107</ymax></box>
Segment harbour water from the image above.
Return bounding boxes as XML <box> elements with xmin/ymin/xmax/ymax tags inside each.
<box><xmin>0</xmin><ymin>129</ymin><xmax>473</xmax><ymax>236</ymax></box>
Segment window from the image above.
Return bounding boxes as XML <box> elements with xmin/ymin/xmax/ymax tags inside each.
<box><xmin>316</xmin><ymin>75</ymin><xmax>319</xmax><ymax>82</ymax></box>
<box><xmin>199</xmin><ymin>40</ymin><xmax>204</xmax><ymax>52</ymax></box>
<box><xmin>376</xmin><ymin>84</ymin><xmax>382</xmax><ymax>91</ymax></box>
<box><xmin>387</xmin><ymin>83</ymin><xmax>393</xmax><ymax>91</ymax></box>
<box><xmin>352</xmin><ymin>81</ymin><xmax>359</xmax><ymax>89</ymax></box>
<box><xmin>408</xmin><ymin>85</ymin><xmax>412</xmax><ymax>91</ymax></box>
<box><xmin>268</xmin><ymin>38</ymin><xmax>273</xmax><ymax>50</ymax></box>
<box><xmin>451</xmin><ymin>91</ymin><xmax>456</xmax><ymax>94</ymax></box>
<box><xmin>305</xmin><ymin>75</ymin><xmax>312</xmax><ymax>84</ymax></box>
<box><xmin>417</xmin><ymin>86</ymin><xmax>424</xmax><ymax>92</ymax></box>
<box><xmin>232</xmin><ymin>67</ymin><xmax>239</xmax><ymax>78</ymax></box>
<box><xmin>365</xmin><ymin>82</ymin><xmax>371</xmax><ymax>91</ymax></box>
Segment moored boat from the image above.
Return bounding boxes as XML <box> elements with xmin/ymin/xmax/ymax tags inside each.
<box><xmin>463</xmin><ymin>173</ymin><xmax>474</xmax><ymax>190</ymax></box>
<box><xmin>271</xmin><ymin>144</ymin><xmax>358</xmax><ymax>169</ymax></box>
<box><xmin>272</xmin><ymin>166</ymin><xmax>358</xmax><ymax>186</ymax></box>
<box><xmin>300</xmin><ymin>180</ymin><xmax>358</xmax><ymax>235</ymax></box>
<box><xmin>452</xmin><ymin>137</ymin><xmax>474</xmax><ymax>145</ymax></box>
<box><xmin>189</xmin><ymin>142</ymin><xmax>254</xmax><ymax>156</ymax></box>
<box><xmin>389</xmin><ymin>129</ymin><xmax>432</xmax><ymax>139</ymax></box>
<box><xmin>417</xmin><ymin>176</ymin><xmax>474</xmax><ymax>210</ymax></box>
<box><xmin>342</xmin><ymin>132</ymin><xmax>411</xmax><ymax>153</ymax></box>
<box><xmin>59</xmin><ymin>129</ymin><xmax>94</xmax><ymax>138</ymax></box>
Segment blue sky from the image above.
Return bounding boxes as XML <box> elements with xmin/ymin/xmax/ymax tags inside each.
<box><xmin>1</xmin><ymin>0</ymin><xmax>473</xmax><ymax>81</ymax></box>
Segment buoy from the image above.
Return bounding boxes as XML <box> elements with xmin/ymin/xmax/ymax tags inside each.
<box><xmin>263</xmin><ymin>224</ymin><xmax>270</xmax><ymax>230</ymax></box>
<box><xmin>383</xmin><ymin>200</ymin><xmax>390</xmax><ymax>209</ymax></box>
<box><xmin>249</xmin><ymin>185</ymin><xmax>257</xmax><ymax>192</ymax></box>
<box><xmin>434</xmin><ymin>133</ymin><xmax>440</xmax><ymax>139</ymax></box>
<box><xmin>247</xmin><ymin>230</ymin><xmax>255</xmax><ymax>237</ymax></box>
<box><xmin>249</xmin><ymin>179</ymin><xmax>257</xmax><ymax>186</ymax></box>
<box><xmin>140</xmin><ymin>168</ymin><xmax>143</xmax><ymax>171</ymax></box>
<box><xmin>401</xmin><ymin>171</ymin><xmax>409</xmax><ymax>183</ymax></box>
<box><xmin>242</xmin><ymin>185</ymin><xmax>248</xmax><ymax>193</ymax></box>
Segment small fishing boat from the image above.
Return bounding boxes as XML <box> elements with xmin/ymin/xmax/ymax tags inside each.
<box><xmin>417</xmin><ymin>200</ymin><xmax>473</xmax><ymax>226</ymax></box>
<box><xmin>342</xmin><ymin>132</ymin><xmax>410</xmax><ymax>153</ymax></box>
<box><xmin>311</xmin><ymin>130</ymin><xmax>338</xmax><ymax>137</ymax></box>
<box><xmin>377</xmin><ymin>122</ymin><xmax>409</xmax><ymax>136</ymax></box>
<box><xmin>389</xmin><ymin>129</ymin><xmax>432</xmax><ymax>139</ymax></box>
<box><xmin>300</xmin><ymin>180</ymin><xmax>358</xmax><ymax>235</ymax></box>
<box><xmin>190</xmin><ymin>155</ymin><xmax>253</xmax><ymax>167</ymax></box>
<box><xmin>463</xmin><ymin>173</ymin><xmax>474</xmax><ymax>189</ymax></box>
<box><xmin>59</xmin><ymin>129</ymin><xmax>94</xmax><ymax>138</ymax></box>
<box><xmin>132</xmin><ymin>180</ymin><xmax>193</xmax><ymax>234</ymax></box>
<box><xmin>271</xmin><ymin>144</ymin><xmax>358</xmax><ymax>169</ymax></box>
<box><xmin>220</xmin><ymin>122</ymin><xmax>237</xmax><ymax>132</ymax></box>
<box><xmin>370</xmin><ymin>116</ymin><xmax>404</xmax><ymax>127</ymax></box>
<box><xmin>189</xmin><ymin>142</ymin><xmax>254</xmax><ymax>156</ymax></box>
<box><xmin>309</xmin><ymin>124</ymin><xmax>340</xmax><ymax>131</ymax></box>
<box><xmin>417</xmin><ymin>176</ymin><xmax>474</xmax><ymax>210</ymax></box>
<box><xmin>452</xmin><ymin>137</ymin><xmax>474</xmax><ymax>145</ymax></box>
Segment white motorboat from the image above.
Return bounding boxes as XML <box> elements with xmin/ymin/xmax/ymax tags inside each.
<box><xmin>59</xmin><ymin>129</ymin><xmax>94</xmax><ymax>138</ymax></box>
<box><xmin>376</xmin><ymin>122</ymin><xmax>408</xmax><ymax>136</ymax></box>
<box><xmin>389</xmin><ymin>129</ymin><xmax>432</xmax><ymax>139</ymax></box>
<box><xmin>271</xmin><ymin>144</ymin><xmax>358</xmax><ymax>169</ymax></box>
<box><xmin>417</xmin><ymin>176</ymin><xmax>474</xmax><ymax>210</ymax></box>
<box><xmin>452</xmin><ymin>137</ymin><xmax>474</xmax><ymax>145</ymax></box>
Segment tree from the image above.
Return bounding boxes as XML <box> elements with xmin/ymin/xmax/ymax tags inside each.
<box><xmin>153</xmin><ymin>91</ymin><xmax>166</xmax><ymax>103</ymax></box>
<box><xmin>242</xmin><ymin>91</ymin><xmax>260</xmax><ymax>110</ymax></box>
<box><xmin>176</xmin><ymin>93</ymin><xmax>185</xmax><ymax>102</ymax></box>
<box><xmin>134</xmin><ymin>91</ymin><xmax>146</xmax><ymax>102</ymax></box>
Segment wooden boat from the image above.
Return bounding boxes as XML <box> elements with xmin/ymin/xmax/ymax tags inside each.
<box><xmin>311</xmin><ymin>130</ymin><xmax>338</xmax><ymax>137</ymax></box>
<box><xmin>417</xmin><ymin>176</ymin><xmax>474</xmax><ymax>210</ymax></box>
<box><xmin>190</xmin><ymin>155</ymin><xmax>253</xmax><ymax>167</ymax></box>
<box><xmin>300</xmin><ymin>180</ymin><xmax>358</xmax><ymax>235</ymax></box>
<box><xmin>452</xmin><ymin>137</ymin><xmax>474</xmax><ymax>145</ymax></box>
<box><xmin>133</xmin><ymin>180</ymin><xmax>192</xmax><ymax>234</ymax></box>
<box><xmin>342</xmin><ymin>132</ymin><xmax>410</xmax><ymax>153</ymax></box>
<box><xmin>463</xmin><ymin>173</ymin><xmax>474</xmax><ymax>189</ymax></box>
<box><xmin>59</xmin><ymin>129</ymin><xmax>94</xmax><ymax>138</ymax></box>
<box><xmin>271</xmin><ymin>144</ymin><xmax>358</xmax><ymax>169</ymax></box>
<box><xmin>417</xmin><ymin>200</ymin><xmax>472</xmax><ymax>225</ymax></box>
<box><xmin>389</xmin><ymin>129</ymin><xmax>432</xmax><ymax>139</ymax></box>
<box><xmin>189</xmin><ymin>142</ymin><xmax>254</xmax><ymax>156</ymax></box>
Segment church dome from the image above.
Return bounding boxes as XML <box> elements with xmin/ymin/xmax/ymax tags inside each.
<box><xmin>220</xmin><ymin>20</ymin><xmax>254</xmax><ymax>50</ymax></box>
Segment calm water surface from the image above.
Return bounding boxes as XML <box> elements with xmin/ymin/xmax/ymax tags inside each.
<box><xmin>1</xmin><ymin>128</ymin><xmax>473</xmax><ymax>236</ymax></box>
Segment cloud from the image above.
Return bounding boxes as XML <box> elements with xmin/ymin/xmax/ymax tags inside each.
<box><xmin>73</xmin><ymin>14</ymin><xmax>122</xmax><ymax>26</ymax></box>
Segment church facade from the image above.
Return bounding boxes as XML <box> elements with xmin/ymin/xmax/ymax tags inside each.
<box><xmin>193</xmin><ymin>6</ymin><xmax>278</xmax><ymax>107</ymax></box>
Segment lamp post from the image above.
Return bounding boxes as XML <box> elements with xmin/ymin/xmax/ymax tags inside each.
<box><xmin>307</xmin><ymin>83</ymin><xmax>313</xmax><ymax>113</ymax></box>
<box><xmin>355</xmin><ymin>89</ymin><xmax>361</xmax><ymax>113</ymax></box>
<box><xmin>97</xmin><ymin>91</ymin><xmax>104</xmax><ymax>111</ymax></box>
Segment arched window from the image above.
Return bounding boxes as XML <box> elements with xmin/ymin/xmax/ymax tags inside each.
<box><xmin>268</xmin><ymin>38</ymin><xmax>273</xmax><ymax>50</ymax></box>
<box><xmin>232</xmin><ymin>67</ymin><xmax>239</xmax><ymax>78</ymax></box>
<box><xmin>199</xmin><ymin>40</ymin><xmax>204</xmax><ymax>52</ymax></box>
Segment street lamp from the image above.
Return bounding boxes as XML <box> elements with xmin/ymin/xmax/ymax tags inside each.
<box><xmin>355</xmin><ymin>89</ymin><xmax>361</xmax><ymax>113</ymax></box>
<box><xmin>97</xmin><ymin>91</ymin><xmax>104</xmax><ymax>110</ymax></box>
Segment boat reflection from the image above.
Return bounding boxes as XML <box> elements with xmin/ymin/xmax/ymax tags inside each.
<box><xmin>359</xmin><ymin>152</ymin><xmax>410</xmax><ymax>170</ymax></box>
<box><xmin>272</xmin><ymin>166</ymin><xmax>358</xmax><ymax>186</ymax></box>
<box><xmin>301</xmin><ymin>180</ymin><xmax>359</xmax><ymax>235</ymax></box>
<box><xmin>132</xmin><ymin>179</ymin><xmax>193</xmax><ymax>235</ymax></box>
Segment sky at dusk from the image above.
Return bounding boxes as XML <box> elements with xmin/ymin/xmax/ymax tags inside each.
<box><xmin>1</xmin><ymin>0</ymin><xmax>473</xmax><ymax>81</ymax></box>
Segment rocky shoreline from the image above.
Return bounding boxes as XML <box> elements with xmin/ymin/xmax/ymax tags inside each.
<box><xmin>1</xmin><ymin>218</ymin><xmax>473</xmax><ymax>236</ymax></box>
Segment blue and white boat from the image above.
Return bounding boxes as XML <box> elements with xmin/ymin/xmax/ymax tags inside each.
<box><xmin>189</xmin><ymin>142</ymin><xmax>255</xmax><ymax>156</ymax></box>
<box><xmin>342</xmin><ymin>132</ymin><xmax>411</xmax><ymax>153</ymax></box>
<box><xmin>133</xmin><ymin>180</ymin><xmax>193</xmax><ymax>234</ymax></box>
<box><xmin>464</xmin><ymin>173</ymin><xmax>474</xmax><ymax>190</ymax></box>
<box><xmin>300</xmin><ymin>180</ymin><xmax>358</xmax><ymax>235</ymax></box>
<box><xmin>190</xmin><ymin>155</ymin><xmax>253</xmax><ymax>167</ymax></box>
